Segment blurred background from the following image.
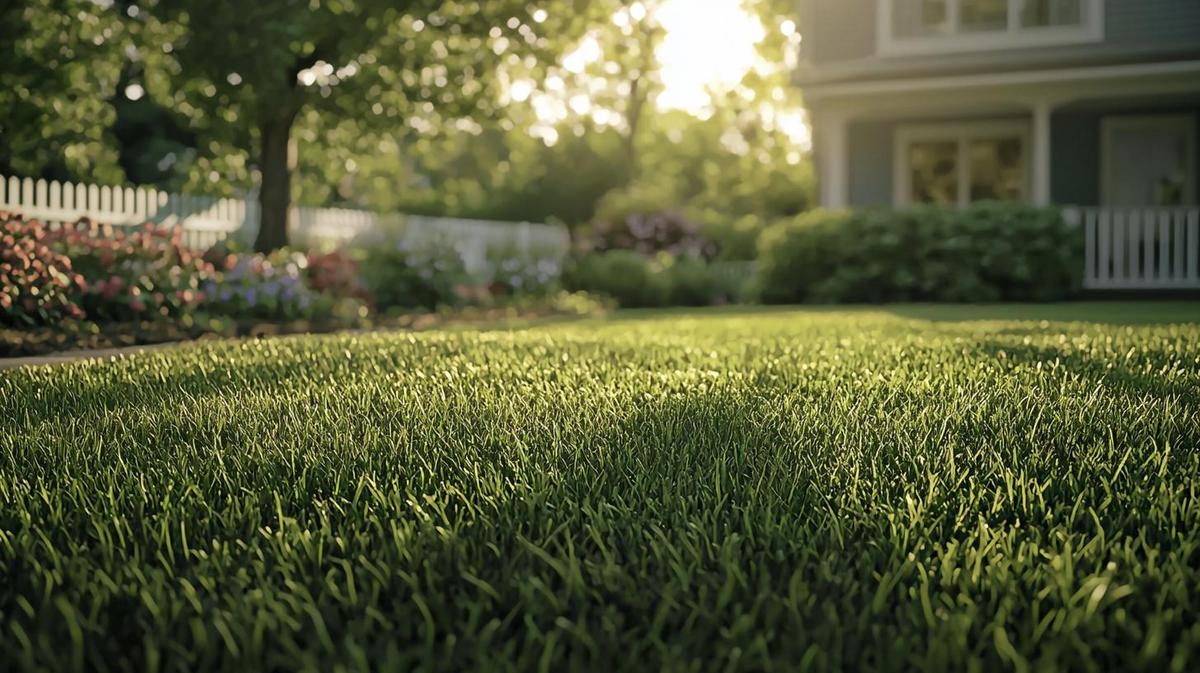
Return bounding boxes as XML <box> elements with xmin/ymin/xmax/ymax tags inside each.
<box><xmin>1</xmin><ymin>0</ymin><xmax>811</xmax><ymax>251</ymax></box>
<box><xmin>1</xmin><ymin>0</ymin><xmax>819</xmax><ymax>352</ymax></box>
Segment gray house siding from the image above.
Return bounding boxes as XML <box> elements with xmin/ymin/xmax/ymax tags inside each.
<box><xmin>847</xmin><ymin>121</ymin><xmax>895</xmax><ymax>207</ymax></box>
<box><xmin>1050</xmin><ymin>113</ymin><xmax>1099</xmax><ymax>205</ymax></box>
<box><xmin>808</xmin><ymin>1</ymin><xmax>876</xmax><ymax>65</ymax></box>
<box><xmin>803</xmin><ymin>0</ymin><xmax>1200</xmax><ymax>77</ymax></box>
<box><xmin>1052</xmin><ymin>102</ymin><xmax>1200</xmax><ymax>205</ymax></box>
<box><xmin>1105</xmin><ymin>0</ymin><xmax>1200</xmax><ymax>49</ymax></box>
<box><xmin>845</xmin><ymin>104</ymin><xmax>1200</xmax><ymax>208</ymax></box>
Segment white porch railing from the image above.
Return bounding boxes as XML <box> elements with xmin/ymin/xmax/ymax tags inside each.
<box><xmin>1067</xmin><ymin>207</ymin><xmax>1200</xmax><ymax>290</ymax></box>
<box><xmin>0</xmin><ymin>174</ymin><xmax>570</xmax><ymax>278</ymax></box>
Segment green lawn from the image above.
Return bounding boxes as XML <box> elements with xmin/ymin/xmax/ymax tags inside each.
<box><xmin>2</xmin><ymin>303</ymin><xmax>1199</xmax><ymax>672</ymax></box>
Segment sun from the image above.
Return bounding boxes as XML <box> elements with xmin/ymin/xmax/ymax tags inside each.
<box><xmin>523</xmin><ymin>0</ymin><xmax>809</xmax><ymax>149</ymax></box>
<box><xmin>654</xmin><ymin>0</ymin><xmax>767</xmax><ymax>114</ymax></box>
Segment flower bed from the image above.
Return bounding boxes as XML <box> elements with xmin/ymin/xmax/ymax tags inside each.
<box><xmin>1</xmin><ymin>212</ymin><xmax>606</xmax><ymax>358</ymax></box>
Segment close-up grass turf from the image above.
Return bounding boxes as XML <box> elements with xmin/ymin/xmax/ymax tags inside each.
<box><xmin>2</xmin><ymin>303</ymin><xmax>1199</xmax><ymax>672</ymax></box>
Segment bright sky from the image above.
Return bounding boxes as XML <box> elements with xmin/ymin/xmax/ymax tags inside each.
<box><xmin>526</xmin><ymin>0</ymin><xmax>809</xmax><ymax>151</ymax></box>
<box><xmin>654</xmin><ymin>0</ymin><xmax>766</xmax><ymax>113</ymax></box>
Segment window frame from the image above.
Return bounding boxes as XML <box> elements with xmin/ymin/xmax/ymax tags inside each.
<box><xmin>1101</xmin><ymin>114</ymin><xmax>1198</xmax><ymax>207</ymax></box>
<box><xmin>893</xmin><ymin>120</ymin><xmax>1032</xmax><ymax>207</ymax></box>
<box><xmin>876</xmin><ymin>0</ymin><xmax>1105</xmax><ymax>57</ymax></box>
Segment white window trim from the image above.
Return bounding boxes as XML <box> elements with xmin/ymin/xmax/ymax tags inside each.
<box><xmin>877</xmin><ymin>0</ymin><xmax>1104</xmax><ymax>57</ymax></box>
<box><xmin>1101</xmin><ymin>114</ymin><xmax>1198</xmax><ymax>207</ymax></box>
<box><xmin>894</xmin><ymin>120</ymin><xmax>1032</xmax><ymax>206</ymax></box>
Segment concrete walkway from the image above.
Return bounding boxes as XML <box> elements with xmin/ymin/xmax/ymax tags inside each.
<box><xmin>0</xmin><ymin>342</ymin><xmax>182</xmax><ymax>370</ymax></box>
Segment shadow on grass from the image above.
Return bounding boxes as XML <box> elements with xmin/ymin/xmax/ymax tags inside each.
<box><xmin>882</xmin><ymin>301</ymin><xmax>1200</xmax><ymax>325</ymax></box>
<box><xmin>559</xmin><ymin>302</ymin><xmax>1199</xmax><ymax>329</ymax></box>
<box><xmin>973</xmin><ymin>339</ymin><xmax>1200</xmax><ymax>405</ymax></box>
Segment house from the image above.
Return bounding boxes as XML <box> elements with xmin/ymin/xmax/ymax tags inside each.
<box><xmin>798</xmin><ymin>0</ymin><xmax>1200</xmax><ymax>209</ymax></box>
<box><xmin>796</xmin><ymin>0</ymin><xmax>1200</xmax><ymax>289</ymax></box>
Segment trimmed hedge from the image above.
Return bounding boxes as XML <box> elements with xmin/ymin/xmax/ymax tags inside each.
<box><xmin>564</xmin><ymin>251</ymin><xmax>752</xmax><ymax>308</ymax></box>
<box><xmin>757</xmin><ymin>203</ymin><xmax>1084</xmax><ymax>304</ymax></box>
<box><xmin>564</xmin><ymin>251</ymin><xmax>672</xmax><ymax>308</ymax></box>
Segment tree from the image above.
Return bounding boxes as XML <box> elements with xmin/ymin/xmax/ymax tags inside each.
<box><xmin>133</xmin><ymin>0</ymin><xmax>592</xmax><ymax>252</ymax></box>
<box><xmin>0</xmin><ymin>0</ymin><xmax>129</xmax><ymax>183</ymax></box>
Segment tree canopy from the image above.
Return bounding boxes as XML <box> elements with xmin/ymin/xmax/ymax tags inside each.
<box><xmin>4</xmin><ymin>0</ymin><xmax>813</xmax><ymax>251</ymax></box>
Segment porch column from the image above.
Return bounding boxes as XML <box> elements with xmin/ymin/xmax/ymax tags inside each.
<box><xmin>816</xmin><ymin>107</ymin><xmax>849</xmax><ymax>209</ymax></box>
<box><xmin>1031</xmin><ymin>101</ymin><xmax>1054</xmax><ymax>206</ymax></box>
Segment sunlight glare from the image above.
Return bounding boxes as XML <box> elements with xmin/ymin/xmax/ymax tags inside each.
<box><xmin>655</xmin><ymin>0</ymin><xmax>766</xmax><ymax>114</ymax></box>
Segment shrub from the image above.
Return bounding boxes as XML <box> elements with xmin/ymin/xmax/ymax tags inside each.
<box><xmin>758</xmin><ymin>203</ymin><xmax>1083</xmax><ymax>304</ymax></box>
<box><xmin>586</xmin><ymin>186</ymin><xmax>716</xmax><ymax>259</ymax></box>
<box><xmin>307</xmin><ymin>250</ymin><xmax>372</xmax><ymax>303</ymax></box>
<box><xmin>695</xmin><ymin>211</ymin><xmax>767</xmax><ymax>261</ymax></box>
<box><xmin>665</xmin><ymin>255</ymin><xmax>716</xmax><ymax>307</ymax></box>
<box><xmin>563</xmin><ymin>250</ymin><xmax>671</xmax><ymax>308</ymax></box>
<box><xmin>484</xmin><ymin>243</ymin><xmax>562</xmax><ymax>298</ymax></box>
<box><xmin>667</xmin><ymin>257</ymin><xmax>759</xmax><ymax>307</ymax></box>
<box><xmin>51</xmin><ymin>221</ymin><xmax>217</xmax><ymax>323</ymax></box>
<box><xmin>0</xmin><ymin>214</ymin><xmax>86</xmax><ymax>326</ymax></box>
<box><xmin>587</xmin><ymin>210</ymin><xmax>716</xmax><ymax>259</ymax></box>
<box><xmin>360</xmin><ymin>239</ymin><xmax>468</xmax><ymax>311</ymax></box>
<box><xmin>203</xmin><ymin>250</ymin><xmax>332</xmax><ymax>321</ymax></box>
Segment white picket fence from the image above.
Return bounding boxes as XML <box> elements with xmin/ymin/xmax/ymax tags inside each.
<box><xmin>1067</xmin><ymin>207</ymin><xmax>1200</xmax><ymax>290</ymax></box>
<box><xmin>0</xmin><ymin>174</ymin><xmax>570</xmax><ymax>278</ymax></box>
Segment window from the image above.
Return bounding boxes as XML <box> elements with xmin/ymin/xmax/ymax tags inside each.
<box><xmin>895</xmin><ymin>122</ymin><xmax>1030</xmax><ymax>206</ymax></box>
<box><xmin>879</xmin><ymin>0</ymin><xmax>1103</xmax><ymax>55</ymax></box>
<box><xmin>1102</xmin><ymin>116</ymin><xmax>1197</xmax><ymax>207</ymax></box>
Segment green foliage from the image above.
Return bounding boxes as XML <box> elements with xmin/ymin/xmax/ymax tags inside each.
<box><xmin>485</xmin><ymin>243</ymin><xmax>563</xmax><ymax>297</ymax></box>
<box><xmin>564</xmin><ymin>251</ymin><xmax>748</xmax><ymax>308</ymax></box>
<box><xmin>289</xmin><ymin>0</ymin><xmax>814</xmax><ymax>230</ymax></box>
<box><xmin>664</xmin><ymin>256</ymin><xmax>753</xmax><ymax>307</ymax></box>
<box><xmin>360</xmin><ymin>240</ymin><xmax>469</xmax><ymax>312</ymax></box>
<box><xmin>586</xmin><ymin>185</ymin><xmax>716</xmax><ymax>258</ymax></box>
<box><xmin>664</xmin><ymin>255</ymin><xmax>717</xmax><ymax>306</ymax></box>
<box><xmin>0</xmin><ymin>215</ymin><xmax>86</xmax><ymax>326</ymax></box>
<box><xmin>563</xmin><ymin>250</ymin><xmax>671</xmax><ymax>308</ymax></box>
<box><xmin>696</xmin><ymin>212</ymin><xmax>769</xmax><ymax>261</ymax></box>
<box><xmin>758</xmin><ymin>203</ymin><xmax>1084</xmax><ymax>304</ymax></box>
<box><xmin>0</xmin><ymin>0</ymin><xmax>129</xmax><ymax>182</ymax></box>
<box><xmin>306</xmin><ymin>250</ymin><xmax>371</xmax><ymax>303</ymax></box>
<box><xmin>1</xmin><ymin>307</ymin><xmax>1199</xmax><ymax>671</ymax></box>
<box><xmin>203</xmin><ymin>250</ymin><xmax>346</xmax><ymax>322</ymax></box>
<box><xmin>52</xmin><ymin>222</ymin><xmax>217</xmax><ymax>323</ymax></box>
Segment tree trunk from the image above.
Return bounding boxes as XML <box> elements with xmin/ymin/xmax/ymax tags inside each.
<box><xmin>254</xmin><ymin>115</ymin><xmax>295</xmax><ymax>253</ymax></box>
<box><xmin>624</xmin><ymin>76</ymin><xmax>642</xmax><ymax>182</ymax></box>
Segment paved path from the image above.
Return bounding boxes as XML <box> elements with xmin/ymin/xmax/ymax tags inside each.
<box><xmin>0</xmin><ymin>342</ymin><xmax>181</xmax><ymax>370</ymax></box>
